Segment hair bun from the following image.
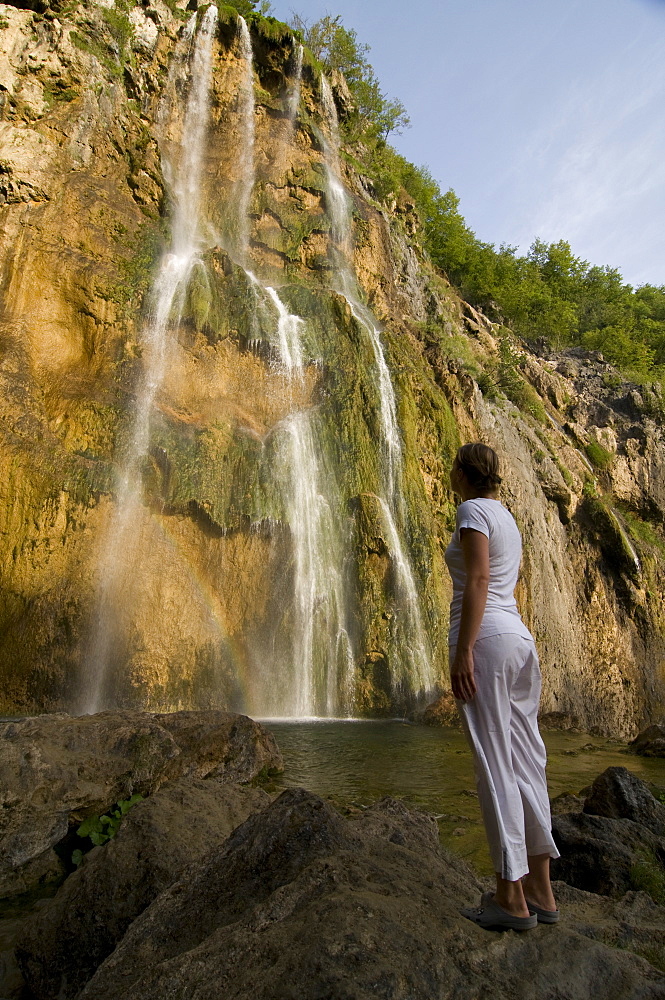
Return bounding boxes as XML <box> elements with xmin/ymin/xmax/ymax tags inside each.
<box><xmin>456</xmin><ymin>442</ymin><xmax>501</xmax><ymax>492</ymax></box>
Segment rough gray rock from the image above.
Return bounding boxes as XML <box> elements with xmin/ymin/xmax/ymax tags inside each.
<box><xmin>552</xmin><ymin>810</ymin><xmax>664</xmax><ymax>897</ymax></box>
<box><xmin>73</xmin><ymin>788</ymin><xmax>664</xmax><ymax>1000</ymax></box>
<box><xmin>16</xmin><ymin>778</ymin><xmax>271</xmax><ymax>1000</ymax></box>
<box><xmin>0</xmin><ymin>710</ymin><xmax>282</xmax><ymax>897</ymax></box>
<box><xmin>553</xmin><ymin>882</ymin><xmax>665</xmax><ymax>974</ymax></box>
<box><xmin>550</xmin><ymin>791</ymin><xmax>585</xmax><ymax>815</ymax></box>
<box><xmin>584</xmin><ymin>766</ymin><xmax>665</xmax><ymax>837</ymax></box>
<box><xmin>630</xmin><ymin>725</ymin><xmax>665</xmax><ymax>758</ymax></box>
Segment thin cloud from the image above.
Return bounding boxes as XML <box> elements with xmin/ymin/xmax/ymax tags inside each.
<box><xmin>504</xmin><ymin>51</ymin><xmax>665</xmax><ymax>281</ymax></box>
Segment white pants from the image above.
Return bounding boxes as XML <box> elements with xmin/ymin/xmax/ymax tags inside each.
<box><xmin>452</xmin><ymin>633</ymin><xmax>560</xmax><ymax>881</ymax></box>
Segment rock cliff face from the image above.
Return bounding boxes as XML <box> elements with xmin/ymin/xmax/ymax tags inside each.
<box><xmin>0</xmin><ymin>0</ymin><xmax>663</xmax><ymax>733</ymax></box>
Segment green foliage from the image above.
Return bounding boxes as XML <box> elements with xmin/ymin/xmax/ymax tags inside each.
<box><xmin>250</xmin><ymin>765</ymin><xmax>282</xmax><ymax>792</ymax></box>
<box><xmin>42</xmin><ymin>80</ymin><xmax>78</xmax><ymax>107</ymax></box>
<box><xmin>616</xmin><ymin>504</ymin><xmax>665</xmax><ymax>555</ymax></box>
<box><xmin>101</xmin><ymin>7</ymin><xmax>133</xmax><ymax>62</ymax></box>
<box><xmin>222</xmin><ymin>0</ymin><xmax>272</xmax><ymax>18</ymax></box>
<box><xmin>291</xmin><ymin>14</ymin><xmax>409</xmax><ymax>142</ymax></box>
<box><xmin>70</xmin><ymin>0</ymin><xmax>136</xmax><ymax>78</ymax></box>
<box><xmin>70</xmin><ymin>30</ymin><xmax>122</xmax><ymax>78</ymax></box>
<box><xmin>391</xmin><ymin>162</ymin><xmax>665</xmax><ymax>389</ymax></box>
<box><xmin>287</xmin><ymin>11</ymin><xmax>663</xmax><ymax>394</ymax></box>
<box><xmin>584</xmin><ymin>439</ymin><xmax>614</xmax><ymax>470</ymax></box>
<box><xmin>483</xmin><ymin>338</ymin><xmax>547</xmax><ymax>421</ymax></box>
<box><xmin>557</xmin><ymin>460</ymin><xmax>574</xmax><ymax>488</ymax></box>
<box><xmin>113</xmin><ymin>221</ymin><xmax>163</xmax><ymax>312</ymax></box>
<box><xmin>72</xmin><ymin>794</ymin><xmax>143</xmax><ymax>865</ymax></box>
<box><xmin>630</xmin><ymin>849</ymin><xmax>665</xmax><ymax>904</ymax></box>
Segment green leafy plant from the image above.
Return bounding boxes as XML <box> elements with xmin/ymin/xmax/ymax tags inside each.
<box><xmin>72</xmin><ymin>794</ymin><xmax>143</xmax><ymax>866</ymax></box>
<box><xmin>630</xmin><ymin>849</ymin><xmax>665</xmax><ymax>904</ymax></box>
<box><xmin>585</xmin><ymin>439</ymin><xmax>614</xmax><ymax>470</ymax></box>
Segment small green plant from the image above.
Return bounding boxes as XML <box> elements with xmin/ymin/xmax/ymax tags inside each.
<box><xmin>630</xmin><ymin>849</ymin><xmax>665</xmax><ymax>904</ymax></box>
<box><xmin>250</xmin><ymin>765</ymin><xmax>282</xmax><ymax>792</ymax></box>
<box><xmin>475</xmin><ymin>371</ymin><xmax>496</xmax><ymax>399</ymax></box>
<box><xmin>491</xmin><ymin>338</ymin><xmax>547</xmax><ymax>421</ymax></box>
<box><xmin>585</xmin><ymin>439</ymin><xmax>614</xmax><ymax>470</ymax></box>
<box><xmin>72</xmin><ymin>794</ymin><xmax>143</xmax><ymax>866</ymax></box>
<box><xmin>556</xmin><ymin>460</ymin><xmax>574</xmax><ymax>488</ymax></box>
<box><xmin>602</xmin><ymin>372</ymin><xmax>623</xmax><ymax>390</ymax></box>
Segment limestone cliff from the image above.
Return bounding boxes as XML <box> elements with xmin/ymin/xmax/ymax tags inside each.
<box><xmin>0</xmin><ymin>0</ymin><xmax>663</xmax><ymax>735</ymax></box>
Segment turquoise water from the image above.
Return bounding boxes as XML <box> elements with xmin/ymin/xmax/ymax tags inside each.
<box><xmin>264</xmin><ymin>720</ymin><xmax>665</xmax><ymax>875</ymax></box>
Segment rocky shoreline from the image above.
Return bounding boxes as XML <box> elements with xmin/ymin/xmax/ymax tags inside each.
<box><xmin>1</xmin><ymin>711</ymin><xmax>665</xmax><ymax>999</ymax></box>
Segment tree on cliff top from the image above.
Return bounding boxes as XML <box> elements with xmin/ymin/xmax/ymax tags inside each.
<box><xmin>225</xmin><ymin>0</ymin><xmax>272</xmax><ymax>17</ymax></box>
<box><xmin>290</xmin><ymin>12</ymin><xmax>665</xmax><ymax>386</ymax></box>
<box><xmin>290</xmin><ymin>13</ymin><xmax>410</xmax><ymax>140</ymax></box>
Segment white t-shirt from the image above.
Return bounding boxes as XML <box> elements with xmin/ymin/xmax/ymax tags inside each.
<box><xmin>445</xmin><ymin>498</ymin><xmax>533</xmax><ymax>646</ymax></box>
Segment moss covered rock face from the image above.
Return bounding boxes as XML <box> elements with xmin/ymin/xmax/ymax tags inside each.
<box><xmin>0</xmin><ymin>1</ymin><xmax>664</xmax><ymax>733</ymax></box>
<box><xmin>0</xmin><ymin>0</ymin><xmax>456</xmax><ymax>718</ymax></box>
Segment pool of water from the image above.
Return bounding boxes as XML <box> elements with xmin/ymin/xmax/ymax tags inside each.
<box><xmin>263</xmin><ymin>720</ymin><xmax>665</xmax><ymax>876</ymax></box>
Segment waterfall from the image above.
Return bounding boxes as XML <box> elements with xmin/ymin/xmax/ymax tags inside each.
<box><xmin>80</xmin><ymin>23</ymin><xmax>430</xmax><ymax>718</ymax></box>
<box><xmin>252</xmin><ymin>280</ymin><xmax>354</xmax><ymax>717</ymax></box>
<box><xmin>232</xmin><ymin>271</ymin><xmax>355</xmax><ymax>717</ymax></box>
<box><xmin>343</xmin><ymin>295</ymin><xmax>403</xmax><ymax>511</ymax></box>
<box><xmin>79</xmin><ymin>7</ymin><xmax>219</xmax><ymax>713</ymax></box>
<box><xmin>319</xmin><ymin>73</ymin><xmax>435</xmax><ymax>696</ymax></box>
<box><xmin>264</xmin><ymin>285</ymin><xmax>304</xmax><ymax>373</ymax></box>
<box><xmin>275</xmin><ymin>411</ymin><xmax>355</xmax><ymax>717</ymax></box>
<box><xmin>320</xmin><ymin>75</ymin><xmax>351</xmax><ymax>253</ymax></box>
<box><xmin>236</xmin><ymin>18</ymin><xmax>255</xmax><ymax>262</ymax></box>
<box><xmin>231</xmin><ymin>51</ymin><xmax>353</xmax><ymax>718</ymax></box>
<box><xmin>377</xmin><ymin>497</ymin><xmax>431</xmax><ymax>693</ymax></box>
<box><xmin>286</xmin><ymin>41</ymin><xmax>303</xmax><ymax>124</ymax></box>
<box><xmin>320</xmin><ymin>75</ymin><xmax>401</xmax><ymax>507</ymax></box>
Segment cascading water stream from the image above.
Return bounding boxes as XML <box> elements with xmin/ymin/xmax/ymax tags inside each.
<box><xmin>286</xmin><ymin>41</ymin><xmax>303</xmax><ymax>124</ymax></box>
<box><xmin>80</xmin><ymin>7</ymin><xmax>219</xmax><ymax>712</ymax></box>
<box><xmin>239</xmin><ymin>274</ymin><xmax>354</xmax><ymax>717</ymax></box>
<box><xmin>376</xmin><ymin>498</ymin><xmax>431</xmax><ymax>691</ymax></box>
<box><xmin>320</xmin><ymin>76</ymin><xmax>351</xmax><ymax>253</ymax></box>
<box><xmin>275</xmin><ymin>411</ymin><xmax>355</xmax><ymax>717</ymax></box>
<box><xmin>236</xmin><ymin>18</ymin><xmax>255</xmax><ymax>263</ymax></box>
<box><xmin>320</xmin><ymin>74</ymin><xmax>435</xmax><ymax>695</ymax></box>
<box><xmin>230</xmin><ymin>38</ymin><xmax>354</xmax><ymax>718</ymax></box>
<box><xmin>320</xmin><ymin>76</ymin><xmax>401</xmax><ymax>509</ymax></box>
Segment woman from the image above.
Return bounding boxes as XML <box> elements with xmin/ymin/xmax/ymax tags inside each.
<box><xmin>446</xmin><ymin>442</ymin><xmax>559</xmax><ymax>931</ymax></box>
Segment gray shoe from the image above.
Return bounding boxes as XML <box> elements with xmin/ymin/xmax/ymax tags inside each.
<box><xmin>461</xmin><ymin>898</ymin><xmax>538</xmax><ymax>931</ymax></box>
<box><xmin>482</xmin><ymin>889</ymin><xmax>559</xmax><ymax>925</ymax></box>
<box><xmin>525</xmin><ymin>898</ymin><xmax>560</xmax><ymax>924</ymax></box>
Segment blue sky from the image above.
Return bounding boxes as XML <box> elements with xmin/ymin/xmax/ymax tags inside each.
<box><xmin>269</xmin><ymin>0</ymin><xmax>665</xmax><ymax>287</ymax></box>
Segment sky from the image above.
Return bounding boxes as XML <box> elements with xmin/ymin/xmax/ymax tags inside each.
<box><xmin>269</xmin><ymin>0</ymin><xmax>665</xmax><ymax>287</ymax></box>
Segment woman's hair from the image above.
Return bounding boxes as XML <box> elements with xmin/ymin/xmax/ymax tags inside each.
<box><xmin>455</xmin><ymin>442</ymin><xmax>502</xmax><ymax>490</ymax></box>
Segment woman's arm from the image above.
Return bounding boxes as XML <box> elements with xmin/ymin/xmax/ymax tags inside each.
<box><xmin>450</xmin><ymin>528</ymin><xmax>490</xmax><ymax>702</ymax></box>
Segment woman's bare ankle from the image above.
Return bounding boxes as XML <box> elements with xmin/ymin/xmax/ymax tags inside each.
<box><xmin>494</xmin><ymin>875</ymin><xmax>530</xmax><ymax>917</ymax></box>
<box><xmin>522</xmin><ymin>873</ymin><xmax>557</xmax><ymax>910</ymax></box>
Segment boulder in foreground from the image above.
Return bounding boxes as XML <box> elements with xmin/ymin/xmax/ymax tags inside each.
<box><xmin>0</xmin><ymin>710</ymin><xmax>282</xmax><ymax>897</ymax></box>
<box><xmin>552</xmin><ymin>766</ymin><xmax>665</xmax><ymax>898</ymax></box>
<box><xmin>72</xmin><ymin>788</ymin><xmax>664</xmax><ymax>1000</ymax></box>
<box><xmin>16</xmin><ymin>779</ymin><xmax>271</xmax><ymax>1000</ymax></box>
<box><xmin>630</xmin><ymin>725</ymin><xmax>665</xmax><ymax>758</ymax></box>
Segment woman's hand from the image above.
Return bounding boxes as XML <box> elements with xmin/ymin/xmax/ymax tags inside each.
<box><xmin>451</xmin><ymin>647</ymin><xmax>477</xmax><ymax>702</ymax></box>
